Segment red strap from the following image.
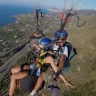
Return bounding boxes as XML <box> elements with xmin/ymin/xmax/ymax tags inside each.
<box><xmin>66</xmin><ymin>17</ymin><xmax>70</xmax><ymax>23</ymax></box>
<box><xmin>61</xmin><ymin>12</ymin><xmax>64</xmax><ymax>19</ymax></box>
<box><xmin>36</xmin><ymin>59</ymin><xmax>39</xmax><ymax>64</ymax></box>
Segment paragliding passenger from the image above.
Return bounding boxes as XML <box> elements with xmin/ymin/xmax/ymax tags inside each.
<box><xmin>9</xmin><ymin>36</ymin><xmax>75</xmax><ymax>96</ymax></box>
<box><xmin>28</xmin><ymin>35</ymin><xmax>76</xmax><ymax>96</ymax></box>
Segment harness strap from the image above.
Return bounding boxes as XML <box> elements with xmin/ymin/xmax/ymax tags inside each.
<box><xmin>30</xmin><ymin>64</ymin><xmax>37</xmax><ymax>75</ymax></box>
<box><xmin>20</xmin><ymin>63</ymin><xmax>30</xmax><ymax>71</ymax></box>
<box><xmin>48</xmin><ymin>85</ymin><xmax>60</xmax><ymax>90</ymax></box>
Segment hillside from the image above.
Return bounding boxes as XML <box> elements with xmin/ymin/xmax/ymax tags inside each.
<box><xmin>73</xmin><ymin>9</ymin><xmax>96</xmax><ymax>15</ymax></box>
<box><xmin>61</xmin><ymin>15</ymin><xmax>96</xmax><ymax>96</ymax></box>
<box><xmin>0</xmin><ymin>13</ymin><xmax>96</xmax><ymax>96</ymax></box>
<box><xmin>44</xmin><ymin>15</ymin><xmax>96</xmax><ymax>96</ymax></box>
<box><xmin>16</xmin><ymin>14</ymin><xmax>96</xmax><ymax>96</ymax></box>
<box><xmin>48</xmin><ymin>8</ymin><xmax>96</xmax><ymax>16</ymax></box>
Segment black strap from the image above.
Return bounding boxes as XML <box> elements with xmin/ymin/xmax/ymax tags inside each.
<box><xmin>39</xmin><ymin>9</ymin><xmax>45</xmax><ymax>18</ymax></box>
<box><xmin>48</xmin><ymin>85</ymin><xmax>60</xmax><ymax>90</ymax></box>
<box><xmin>40</xmin><ymin>52</ymin><xmax>56</xmax><ymax>59</ymax></box>
<box><xmin>63</xmin><ymin>42</ymin><xmax>72</xmax><ymax>58</ymax></box>
<box><xmin>77</xmin><ymin>15</ymin><xmax>86</xmax><ymax>27</ymax></box>
<box><xmin>20</xmin><ymin>63</ymin><xmax>30</xmax><ymax>71</ymax></box>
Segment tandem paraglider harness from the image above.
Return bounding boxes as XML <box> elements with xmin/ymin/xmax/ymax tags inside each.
<box><xmin>62</xmin><ymin>41</ymin><xmax>77</xmax><ymax>61</ymax></box>
<box><xmin>54</xmin><ymin>41</ymin><xmax>77</xmax><ymax>63</ymax></box>
<box><xmin>20</xmin><ymin>7</ymin><xmax>77</xmax><ymax>94</ymax></box>
<box><xmin>52</xmin><ymin>41</ymin><xmax>77</xmax><ymax>75</ymax></box>
<box><xmin>20</xmin><ymin>51</ymin><xmax>56</xmax><ymax>93</ymax></box>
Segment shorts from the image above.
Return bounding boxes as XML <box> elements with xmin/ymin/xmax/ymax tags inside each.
<box><xmin>20</xmin><ymin>64</ymin><xmax>44</xmax><ymax>92</ymax></box>
<box><xmin>20</xmin><ymin>74</ymin><xmax>45</xmax><ymax>92</ymax></box>
<box><xmin>62</xmin><ymin>61</ymin><xmax>71</xmax><ymax>74</ymax></box>
<box><xmin>62</xmin><ymin>67</ymin><xmax>70</xmax><ymax>74</ymax></box>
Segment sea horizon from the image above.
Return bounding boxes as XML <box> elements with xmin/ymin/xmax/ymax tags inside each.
<box><xmin>0</xmin><ymin>4</ymin><xmax>48</xmax><ymax>27</ymax></box>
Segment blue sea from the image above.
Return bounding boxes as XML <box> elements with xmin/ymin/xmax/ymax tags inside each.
<box><xmin>0</xmin><ymin>4</ymin><xmax>48</xmax><ymax>27</ymax></box>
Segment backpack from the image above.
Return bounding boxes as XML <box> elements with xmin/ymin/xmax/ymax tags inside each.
<box><xmin>63</xmin><ymin>41</ymin><xmax>77</xmax><ymax>61</ymax></box>
<box><xmin>60</xmin><ymin>42</ymin><xmax>77</xmax><ymax>74</ymax></box>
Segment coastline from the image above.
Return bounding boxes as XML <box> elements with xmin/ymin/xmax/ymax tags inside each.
<box><xmin>0</xmin><ymin>16</ymin><xmax>19</xmax><ymax>27</ymax></box>
<box><xmin>9</xmin><ymin>15</ymin><xmax>20</xmax><ymax>24</ymax></box>
<box><xmin>0</xmin><ymin>13</ymin><xmax>34</xmax><ymax>27</ymax></box>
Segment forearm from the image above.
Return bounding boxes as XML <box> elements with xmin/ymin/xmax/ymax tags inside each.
<box><xmin>57</xmin><ymin>54</ymin><xmax>66</xmax><ymax>72</ymax></box>
<box><xmin>59</xmin><ymin>73</ymin><xmax>68</xmax><ymax>83</ymax></box>
<box><xmin>59</xmin><ymin>73</ymin><xmax>76</xmax><ymax>89</ymax></box>
<box><xmin>57</xmin><ymin>63</ymin><xmax>64</xmax><ymax>72</ymax></box>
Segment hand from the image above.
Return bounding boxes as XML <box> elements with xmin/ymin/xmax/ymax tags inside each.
<box><xmin>64</xmin><ymin>81</ymin><xmax>76</xmax><ymax>89</ymax></box>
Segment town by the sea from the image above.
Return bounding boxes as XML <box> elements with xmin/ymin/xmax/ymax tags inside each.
<box><xmin>0</xmin><ymin>4</ymin><xmax>48</xmax><ymax>27</ymax></box>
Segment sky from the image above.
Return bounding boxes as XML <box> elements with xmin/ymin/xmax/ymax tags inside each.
<box><xmin>0</xmin><ymin>0</ymin><xmax>96</xmax><ymax>10</ymax></box>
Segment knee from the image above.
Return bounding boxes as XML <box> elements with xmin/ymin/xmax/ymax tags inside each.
<box><xmin>11</xmin><ymin>66</ymin><xmax>20</xmax><ymax>74</ymax></box>
<box><xmin>11</xmin><ymin>75</ymin><xmax>16</xmax><ymax>80</ymax></box>
<box><xmin>11</xmin><ymin>67</ymin><xmax>16</xmax><ymax>74</ymax></box>
<box><xmin>11</xmin><ymin>75</ymin><xmax>14</xmax><ymax>80</ymax></box>
<box><xmin>11</xmin><ymin>68</ymin><xmax>14</xmax><ymax>74</ymax></box>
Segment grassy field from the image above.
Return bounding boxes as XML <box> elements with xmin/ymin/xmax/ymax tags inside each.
<box><xmin>57</xmin><ymin>15</ymin><xmax>96</xmax><ymax>96</ymax></box>
<box><xmin>40</xmin><ymin>15</ymin><xmax>96</xmax><ymax>96</ymax></box>
<box><xmin>0</xmin><ymin>14</ymin><xmax>96</xmax><ymax>96</ymax></box>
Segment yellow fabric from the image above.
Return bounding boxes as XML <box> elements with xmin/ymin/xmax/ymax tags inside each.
<box><xmin>36</xmin><ymin>51</ymin><xmax>54</xmax><ymax>83</ymax></box>
<box><xmin>36</xmin><ymin>52</ymin><xmax>47</xmax><ymax>68</ymax></box>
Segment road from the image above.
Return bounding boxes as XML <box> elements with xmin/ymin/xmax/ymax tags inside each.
<box><xmin>0</xmin><ymin>30</ymin><xmax>48</xmax><ymax>79</ymax></box>
<box><xmin>0</xmin><ymin>16</ymin><xmax>60</xmax><ymax>79</ymax></box>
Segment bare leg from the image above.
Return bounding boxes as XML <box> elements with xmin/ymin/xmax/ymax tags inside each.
<box><xmin>9</xmin><ymin>72</ymin><xmax>29</xmax><ymax>96</ymax></box>
<box><xmin>11</xmin><ymin>64</ymin><xmax>30</xmax><ymax>89</ymax></box>
<box><xmin>33</xmin><ymin>73</ymin><xmax>44</xmax><ymax>92</ymax></box>
<box><xmin>11</xmin><ymin>66</ymin><xmax>21</xmax><ymax>74</ymax></box>
<box><xmin>11</xmin><ymin>64</ymin><xmax>30</xmax><ymax>74</ymax></box>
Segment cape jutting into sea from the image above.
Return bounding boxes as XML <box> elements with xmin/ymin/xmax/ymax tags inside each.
<box><xmin>0</xmin><ymin>4</ymin><xmax>49</xmax><ymax>27</ymax></box>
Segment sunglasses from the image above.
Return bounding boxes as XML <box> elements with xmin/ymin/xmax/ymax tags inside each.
<box><xmin>58</xmin><ymin>38</ymin><xmax>66</xmax><ymax>40</ymax></box>
<box><xmin>56</xmin><ymin>37</ymin><xmax>66</xmax><ymax>40</ymax></box>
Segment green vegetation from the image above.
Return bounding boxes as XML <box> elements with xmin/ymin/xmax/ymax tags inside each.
<box><xmin>0</xmin><ymin>14</ymin><xmax>96</xmax><ymax>96</ymax></box>
<box><xmin>38</xmin><ymin>15</ymin><xmax>96</xmax><ymax>96</ymax></box>
<box><xmin>59</xmin><ymin>15</ymin><xmax>96</xmax><ymax>96</ymax></box>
